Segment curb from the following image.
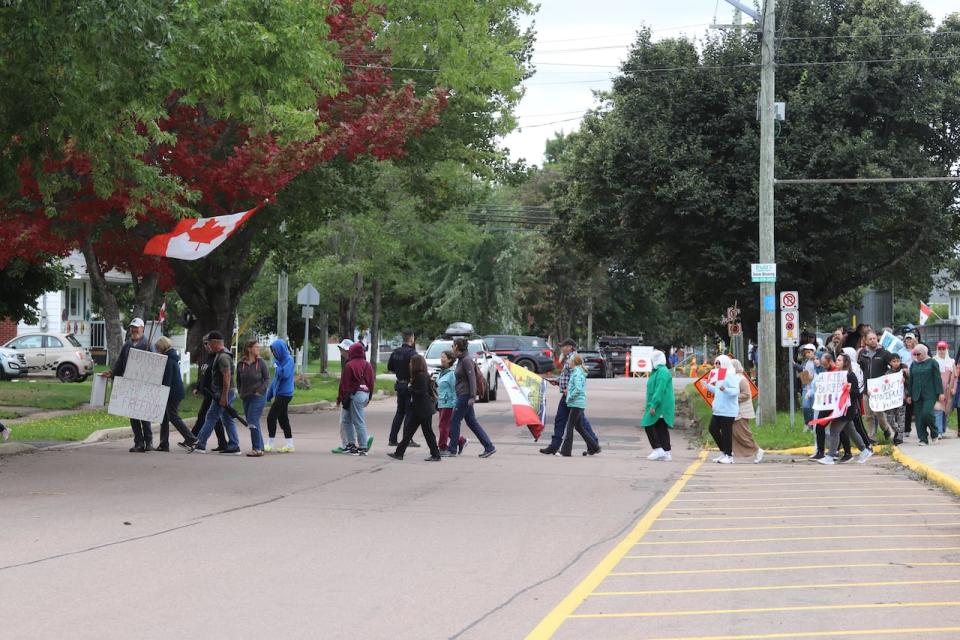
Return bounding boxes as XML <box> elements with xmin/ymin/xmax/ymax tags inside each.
<box><xmin>891</xmin><ymin>447</ymin><xmax>960</xmax><ymax>498</ymax></box>
<box><xmin>0</xmin><ymin>442</ymin><xmax>38</xmax><ymax>457</ymax></box>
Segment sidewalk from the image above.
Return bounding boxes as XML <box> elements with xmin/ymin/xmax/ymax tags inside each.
<box><xmin>894</xmin><ymin>430</ymin><xmax>960</xmax><ymax>493</ymax></box>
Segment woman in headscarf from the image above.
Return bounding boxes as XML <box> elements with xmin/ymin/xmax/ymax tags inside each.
<box><xmin>909</xmin><ymin>343</ymin><xmax>944</xmax><ymax>446</ymax></box>
<box><xmin>818</xmin><ymin>352</ymin><xmax>873</xmax><ymax>465</ymax></box>
<box><xmin>705</xmin><ymin>355</ymin><xmax>740</xmax><ymax>464</ymax></box>
<box><xmin>641</xmin><ymin>350</ymin><xmax>675</xmax><ymax>461</ymax></box>
<box><xmin>730</xmin><ymin>359</ymin><xmax>763</xmax><ymax>463</ymax></box>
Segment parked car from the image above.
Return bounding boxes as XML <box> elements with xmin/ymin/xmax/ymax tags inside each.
<box><xmin>597</xmin><ymin>335</ymin><xmax>644</xmax><ymax>377</ymax></box>
<box><xmin>578</xmin><ymin>350</ymin><xmax>613</xmax><ymax>379</ymax></box>
<box><xmin>1</xmin><ymin>333</ymin><xmax>95</xmax><ymax>382</ymax></box>
<box><xmin>0</xmin><ymin>347</ymin><xmax>27</xmax><ymax>380</ymax></box>
<box><xmin>482</xmin><ymin>335</ymin><xmax>555</xmax><ymax>374</ymax></box>
<box><xmin>424</xmin><ymin>323</ymin><xmax>498</xmax><ymax>402</ymax></box>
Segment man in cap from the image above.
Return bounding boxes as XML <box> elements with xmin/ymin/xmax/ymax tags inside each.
<box><xmin>190</xmin><ymin>333</ymin><xmax>228</xmax><ymax>451</ymax></box>
<box><xmin>193</xmin><ymin>331</ymin><xmax>242</xmax><ymax>454</ymax></box>
<box><xmin>540</xmin><ymin>338</ymin><xmax>600</xmax><ymax>455</ymax></box>
<box><xmin>857</xmin><ymin>330</ymin><xmax>895</xmax><ymax>441</ymax></box>
<box><xmin>102</xmin><ymin>317</ymin><xmax>155</xmax><ymax>452</ymax></box>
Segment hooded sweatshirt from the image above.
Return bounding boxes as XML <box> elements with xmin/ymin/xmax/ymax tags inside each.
<box><xmin>338</xmin><ymin>342</ymin><xmax>375</xmax><ymax>404</ymax></box>
<box><xmin>267</xmin><ymin>339</ymin><xmax>295</xmax><ymax>400</ymax></box>
<box><xmin>705</xmin><ymin>355</ymin><xmax>740</xmax><ymax>418</ymax></box>
<box><xmin>642</xmin><ymin>350</ymin><xmax>675</xmax><ymax>427</ymax></box>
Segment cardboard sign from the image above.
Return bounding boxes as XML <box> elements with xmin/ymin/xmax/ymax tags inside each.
<box><xmin>813</xmin><ymin>371</ymin><xmax>848</xmax><ymax>411</ymax></box>
<box><xmin>694</xmin><ymin>370</ymin><xmax>757</xmax><ymax>408</ymax></box>
<box><xmin>108</xmin><ymin>376</ymin><xmax>170</xmax><ymax>423</ymax></box>
<box><xmin>880</xmin><ymin>331</ymin><xmax>912</xmax><ymax>366</ymax></box>
<box><xmin>630</xmin><ymin>346</ymin><xmax>655</xmax><ymax>373</ymax></box>
<box><xmin>122</xmin><ymin>349</ymin><xmax>168</xmax><ymax>384</ymax></box>
<box><xmin>867</xmin><ymin>371</ymin><xmax>904</xmax><ymax>412</ymax></box>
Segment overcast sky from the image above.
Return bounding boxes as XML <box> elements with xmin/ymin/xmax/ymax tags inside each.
<box><xmin>503</xmin><ymin>0</ymin><xmax>958</xmax><ymax>166</ymax></box>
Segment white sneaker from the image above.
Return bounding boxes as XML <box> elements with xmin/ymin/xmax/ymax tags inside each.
<box><xmin>817</xmin><ymin>455</ymin><xmax>835</xmax><ymax>465</ymax></box>
<box><xmin>648</xmin><ymin>448</ymin><xmax>665</xmax><ymax>460</ymax></box>
<box><xmin>919</xmin><ymin>441</ymin><xmax>928</xmax><ymax>446</ymax></box>
<box><xmin>661</xmin><ymin>451</ymin><xmax>672</xmax><ymax>461</ymax></box>
<box><xmin>712</xmin><ymin>454</ymin><xmax>725</xmax><ymax>463</ymax></box>
<box><xmin>753</xmin><ymin>448</ymin><xmax>765</xmax><ymax>464</ymax></box>
<box><xmin>0</xmin><ymin>426</ymin><xmax>9</xmax><ymax>441</ymax></box>
<box><xmin>717</xmin><ymin>454</ymin><xmax>734</xmax><ymax>464</ymax></box>
<box><xmin>857</xmin><ymin>449</ymin><xmax>874</xmax><ymax>464</ymax></box>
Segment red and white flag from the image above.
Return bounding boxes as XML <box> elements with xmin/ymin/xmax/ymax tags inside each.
<box><xmin>808</xmin><ymin>383</ymin><xmax>851</xmax><ymax>426</ymax></box>
<box><xmin>157</xmin><ymin>300</ymin><xmax>167</xmax><ymax>324</ymax></box>
<box><xmin>144</xmin><ymin>208</ymin><xmax>259</xmax><ymax>261</ymax></box>
<box><xmin>919</xmin><ymin>302</ymin><xmax>933</xmax><ymax>326</ymax></box>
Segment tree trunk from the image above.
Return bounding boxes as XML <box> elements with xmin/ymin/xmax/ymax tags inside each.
<box><xmin>319</xmin><ymin>310</ymin><xmax>329</xmax><ymax>374</ymax></box>
<box><xmin>132</xmin><ymin>271</ymin><xmax>159</xmax><ymax>323</ymax></box>
<box><xmin>370</xmin><ymin>278</ymin><xmax>381</xmax><ymax>368</ymax></box>
<box><xmin>81</xmin><ymin>239</ymin><xmax>123</xmax><ymax>365</ymax></box>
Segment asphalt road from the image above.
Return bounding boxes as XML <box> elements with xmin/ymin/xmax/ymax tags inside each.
<box><xmin>0</xmin><ymin>376</ymin><xmax>700</xmax><ymax>639</ymax></box>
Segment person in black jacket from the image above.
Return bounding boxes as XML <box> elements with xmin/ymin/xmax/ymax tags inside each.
<box><xmin>386</xmin><ymin>329</ymin><xmax>420</xmax><ymax>448</ymax></box>
<box><xmin>101</xmin><ymin>317</ymin><xmax>155</xmax><ymax>452</ymax></box>
<box><xmin>857</xmin><ymin>330</ymin><xmax>894</xmax><ymax>441</ymax></box>
<box><xmin>819</xmin><ymin>353</ymin><xmax>874</xmax><ymax>465</ymax></box>
<box><xmin>388</xmin><ymin>355</ymin><xmax>441</xmax><ymax>461</ymax></box>
<box><xmin>155</xmin><ymin>336</ymin><xmax>197</xmax><ymax>452</ymax></box>
<box><xmin>190</xmin><ymin>333</ymin><xmax>227</xmax><ymax>451</ymax></box>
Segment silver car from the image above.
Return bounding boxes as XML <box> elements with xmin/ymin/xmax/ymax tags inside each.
<box><xmin>424</xmin><ymin>337</ymin><xmax>498</xmax><ymax>403</ymax></box>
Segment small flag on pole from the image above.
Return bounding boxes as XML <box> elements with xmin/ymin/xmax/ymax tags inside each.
<box><xmin>919</xmin><ymin>302</ymin><xmax>933</xmax><ymax>326</ymax></box>
<box><xmin>158</xmin><ymin>300</ymin><xmax>167</xmax><ymax>325</ymax></box>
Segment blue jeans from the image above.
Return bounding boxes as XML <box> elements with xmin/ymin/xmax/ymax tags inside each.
<box><xmin>339</xmin><ymin>405</ymin><xmax>354</xmax><ymax>447</ymax></box>
<box><xmin>447</xmin><ymin>395</ymin><xmax>494</xmax><ymax>453</ymax></box>
<box><xmin>196</xmin><ymin>390</ymin><xmax>239</xmax><ymax>450</ymax></box>
<box><xmin>935</xmin><ymin>410</ymin><xmax>946</xmax><ymax>435</ymax></box>
<box><xmin>549</xmin><ymin>394</ymin><xmax>597</xmax><ymax>450</ymax></box>
<box><xmin>242</xmin><ymin>394</ymin><xmax>266</xmax><ymax>451</ymax></box>
<box><xmin>350</xmin><ymin>391</ymin><xmax>369</xmax><ymax>447</ymax></box>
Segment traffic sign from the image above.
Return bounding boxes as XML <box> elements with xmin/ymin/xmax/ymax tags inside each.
<box><xmin>296</xmin><ymin>283</ymin><xmax>320</xmax><ymax>306</ymax></box>
<box><xmin>780</xmin><ymin>290</ymin><xmax>798</xmax><ymax>310</ymax></box>
<box><xmin>751</xmin><ymin>263</ymin><xmax>777</xmax><ymax>283</ymax></box>
<box><xmin>780</xmin><ymin>310</ymin><xmax>799</xmax><ymax>347</ymax></box>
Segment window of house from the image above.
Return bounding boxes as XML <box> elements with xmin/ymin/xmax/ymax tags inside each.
<box><xmin>951</xmin><ymin>293</ymin><xmax>960</xmax><ymax>319</ymax></box>
<box><xmin>67</xmin><ymin>285</ymin><xmax>82</xmax><ymax>319</ymax></box>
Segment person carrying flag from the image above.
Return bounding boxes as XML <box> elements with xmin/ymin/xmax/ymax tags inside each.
<box><xmin>818</xmin><ymin>353</ymin><xmax>873</xmax><ymax>465</ymax></box>
<box><xmin>705</xmin><ymin>355</ymin><xmax>740</xmax><ymax>464</ymax></box>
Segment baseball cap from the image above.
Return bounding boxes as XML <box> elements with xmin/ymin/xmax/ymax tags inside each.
<box><xmin>128</xmin><ymin>317</ymin><xmax>145</xmax><ymax>328</ymax></box>
<box><xmin>801</xmin><ymin>343</ymin><xmax>816</xmax><ymax>351</ymax></box>
<box><xmin>904</xmin><ymin>333</ymin><xmax>917</xmax><ymax>341</ymax></box>
<box><xmin>207</xmin><ymin>330</ymin><xmax>224</xmax><ymax>341</ymax></box>
<box><xmin>338</xmin><ymin>339</ymin><xmax>354</xmax><ymax>350</ymax></box>
<box><xmin>559</xmin><ymin>338</ymin><xmax>577</xmax><ymax>348</ymax></box>
<box><xmin>937</xmin><ymin>340</ymin><xmax>949</xmax><ymax>349</ymax></box>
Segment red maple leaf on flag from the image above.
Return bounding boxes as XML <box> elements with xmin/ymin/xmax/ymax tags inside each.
<box><xmin>186</xmin><ymin>219</ymin><xmax>226</xmax><ymax>246</ymax></box>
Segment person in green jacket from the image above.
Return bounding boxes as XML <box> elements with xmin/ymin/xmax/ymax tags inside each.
<box><xmin>908</xmin><ymin>343</ymin><xmax>944</xmax><ymax>445</ymax></box>
<box><xmin>560</xmin><ymin>354</ymin><xmax>601</xmax><ymax>457</ymax></box>
<box><xmin>642</xmin><ymin>350</ymin><xmax>675</xmax><ymax>461</ymax></box>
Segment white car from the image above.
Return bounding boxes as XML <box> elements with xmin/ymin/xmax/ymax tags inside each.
<box><xmin>0</xmin><ymin>348</ymin><xmax>26</xmax><ymax>380</ymax></box>
<box><xmin>424</xmin><ymin>336</ymin><xmax>499</xmax><ymax>403</ymax></box>
<box><xmin>2</xmin><ymin>333</ymin><xmax>95</xmax><ymax>382</ymax></box>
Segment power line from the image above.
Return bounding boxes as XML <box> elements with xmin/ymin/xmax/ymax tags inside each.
<box><xmin>516</xmin><ymin>117</ymin><xmax>585</xmax><ymax>128</ymax></box>
<box><xmin>781</xmin><ymin>30</ymin><xmax>960</xmax><ymax>41</ymax></box>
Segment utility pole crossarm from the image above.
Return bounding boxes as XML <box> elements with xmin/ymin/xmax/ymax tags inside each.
<box><xmin>720</xmin><ymin>0</ymin><xmax>760</xmax><ymax>22</ymax></box>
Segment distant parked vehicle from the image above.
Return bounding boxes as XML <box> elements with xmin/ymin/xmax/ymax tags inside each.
<box><xmin>578</xmin><ymin>350</ymin><xmax>613</xmax><ymax>378</ymax></box>
<box><xmin>423</xmin><ymin>322</ymin><xmax>498</xmax><ymax>402</ymax></box>
<box><xmin>0</xmin><ymin>347</ymin><xmax>27</xmax><ymax>380</ymax></box>
<box><xmin>1</xmin><ymin>333</ymin><xmax>94</xmax><ymax>382</ymax></box>
<box><xmin>598</xmin><ymin>335</ymin><xmax>644</xmax><ymax>377</ymax></box>
<box><xmin>482</xmin><ymin>335</ymin><xmax>555</xmax><ymax>374</ymax></box>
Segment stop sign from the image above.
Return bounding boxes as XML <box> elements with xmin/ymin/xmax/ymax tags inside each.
<box><xmin>637</xmin><ymin>359</ymin><xmax>647</xmax><ymax>369</ymax></box>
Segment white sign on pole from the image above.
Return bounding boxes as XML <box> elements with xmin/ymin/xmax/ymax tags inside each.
<box><xmin>630</xmin><ymin>346</ymin><xmax>655</xmax><ymax>373</ymax></box>
<box><xmin>779</xmin><ymin>290</ymin><xmax>798</xmax><ymax>310</ymax></box>
<box><xmin>301</xmin><ymin>305</ymin><xmax>314</xmax><ymax>319</ymax></box>
<box><xmin>780</xmin><ymin>310</ymin><xmax>799</xmax><ymax>347</ymax></box>
<box><xmin>813</xmin><ymin>371</ymin><xmax>847</xmax><ymax>411</ymax></box>
<box><xmin>296</xmin><ymin>283</ymin><xmax>320</xmax><ymax>306</ymax></box>
<box><xmin>751</xmin><ymin>263</ymin><xmax>777</xmax><ymax>283</ymax></box>
<box><xmin>867</xmin><ymin>371</ymin><xmax>905</xmax><ymax>412</ymax></box>
<box><xmin>108</xmin><ymin>377</ymin><xmax>170</xmax><ymax>423</ymax></box>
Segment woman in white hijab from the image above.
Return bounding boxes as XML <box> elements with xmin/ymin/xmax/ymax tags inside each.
<box><xmin>642</xmin><ymin>350</ymin><xmax>675</xmax><ymax>461</ymax></box>
<box><xmin>730</xmin><ymin>359</ymin><xmax>764</xmax><ymax>463</ymax></box>
<box><xmin>705</xmin><ymin>355</ymin><xmax>740</xmax><ymax>464</ymax></box>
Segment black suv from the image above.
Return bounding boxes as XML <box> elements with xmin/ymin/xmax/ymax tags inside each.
<box><xmin>597</xmin><ymin>335</ymin><xmax>643</xmax><ymax>377</ymax></box>
<box><xmin>483</xmin><ymin>335</ymin><xmax>555</xmax><ymax>374</ymax></box>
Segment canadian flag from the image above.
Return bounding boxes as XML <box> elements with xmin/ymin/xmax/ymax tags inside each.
<box><xmin>157</xmin><ymin>300</ymin><xmax>167</xmax><ymax>324</ymax></box>
<box><xmin>144</xmin><ymin>208</ymin><xmax>259</xmax><ymax>261</ymax></box>
<box><xmin>919</xmin><ymin>302</ymin><xmax>933</xmax><ymax>326</ymax></box>
<box><xmin>808</xmin><ymin>383</ymin><xmax>851</xmax><ymax>426</ymax></box>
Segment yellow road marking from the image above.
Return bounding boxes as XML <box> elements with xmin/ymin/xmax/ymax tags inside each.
<box><xmin>685</xmin><ymin>481</ymin><xmax>910</xmax><ymax>488</ymax></box>
<box><xmin>522</xmin><ymin>452</ymin><xmax>707</xmax><ymax>640</ymax></box>
<box><xmin>590</xmin><ymin>578</ymin><xmax>960</xmax><ymax>596</ymax></box>
<box><xmin>609</xmin><ymin>562</ymin><xmax>960</xmax><ymax>576</ymax></box>
<box><xmin>624</xmin><ymin>547</ymin><xmax>960</xmax><ymax>559</ymax></box>
<box><xmin>634</xmin><ymin>533</ymin><xmax>960</xmax><ymax>545</ymax></box>
<box><xmin>658</xmin><ymin>511</ymin><xmax>958</xmax><ymax>521</ymax></box>
<box><xmin>666</xmin><ymin>503</ymin><xmax>952</xmax><ymax>512</ymax></box>
<box><xmin>671</xmin><ymin>494</ymin><xmax>932</xmax><ymax>503</ymax></box>
<box><xmin>650</xmin><ymin>521</ymin><xmax>960</xmax><ymax>533</ymax></box>
<box><xmin>567</xmin><ymin>600</ymin><xmax>960</xmax><ymax>619</ymax></box>
<box><xmin>680</xmin><ymin>488</ymin><xmax>933</xmax><ymax>495</ymax></box>
<box><xmin>628</xmin><ymin>626</ymin><xmax>960</xmax><ymax>640</ymax></box>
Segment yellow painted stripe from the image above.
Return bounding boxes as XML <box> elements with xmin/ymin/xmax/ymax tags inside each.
<box><xmin>684</xmin><ymin>481</ymin><xmax>908</xmax><ymax>488</ymax></box>
<box><xmin>609</xmin><ymin>562</ymin><xmax>960</xmax><ymax>576</ymax></box>
<box><xmin>892</xmin><ymin>448</ymin><xmax>960</xmax><ymax>498</ymax></box>
<box><xmin>679</xmin><ymin>488</ymin><xmax>932</xmax><ymax>495</ymax></box>
<box><xmin>658</xmin><ymin>511</ymin><xmax>957</xmax><ymax>521</ymax></box>
<box><xmin>567</xmin><ymin>599</ymin><xmax>960</xmax><ymax>619</ymax></box>
<box><xmin>650</xmin><ymin>521</ymin><xmax>960</xmax><ymax>533</ymax></box>
<box><xmin>671</xmin><ymin>494</ymin><xmax>932</xmax><ymax>503</ymax></box>
<box><xmin>523</xmin><ymin>452</ymin><xmax>707</xmax><ymax>640</ymax></box>
<box><xmin>625</xmin><ymin>547</ymin><xmax>960</xmax><ymax>559</ymax></box>
<box><xmin>590</xmin><ymin>578</ymin><xmax>960</xmax><ymax>596</ymax></box>
<box><xmin>634</xmin><ymin>533</ymin><xmax>960</xmax><ymax>545</ymax></box>
<box><xmin>666</xmin><ymin>503</ymin><xmax>951</xmax><ymax>512</ymax></box>
<box><xmin>631</xmin><ymin>626</ymin><xmax>960</xmax><ymax>640</ymax></box>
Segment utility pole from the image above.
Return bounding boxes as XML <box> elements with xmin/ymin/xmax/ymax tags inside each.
<box><xmin>277</xmin><ymin>221</ymin><xmax>288</xmax><ymax>341</ymax></box>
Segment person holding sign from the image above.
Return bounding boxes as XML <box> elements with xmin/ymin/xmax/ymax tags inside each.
<box><xmin>883</xmin><ymin>354</ymin><xmax>907</xmax><ymax>445</ymax></box>
<box><xmin>857</xmin><ymin>331</ymin><xmax>894</xmax><ymax>442</ymax></box>
<box><xmin>155</xmin><ymin>337</ymin><xmax>197</xmax><ymax>452</ymax></box>
<box><xmin>641</xmin><ymin>350</ymin><xmax>674</xmax><ymax>461</ymax></box>
<box><xmin>818</xmin><ymin>354</ymin><xmax>873</xmax><ymax>465</ymax></box>
<box><xmin>705</xmin><ymin>355</ymin><xmax>739</xmax><ymax>464</ymax></box>
<box><xmin>908</xmin><ymin>344</ymin><xmax>944</xmax><ymax>446</ymax></box>
<box><xmin>102</xmin><ymin>317</ymin><xmax>155</xmax><ymax>453</ymax></box>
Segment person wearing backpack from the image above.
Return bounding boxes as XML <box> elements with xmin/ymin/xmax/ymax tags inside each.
<box><xmin>193</xmin><ymin>331</ymin><xmax>242</xmax><ymax>455</ymax></box>
<box><xmin>388</xmin><ymin>354</ymin><xmax>442</xmax><ymax>461</ymax></box>
<box><xmin>442</xmin><ymin>337</ymin><xmax>496</xmax><ymax>458</ymax></box>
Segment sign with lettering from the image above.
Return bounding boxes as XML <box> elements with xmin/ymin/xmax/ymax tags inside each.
<box><xmin>108</xmin><ymin>376</ymin><xmax>170</xmax><ymax>423</ymax></box>
<box><xmin>630</xmin><ymin>346</ymin><xmax>655</xmax><ymax>373</ymax></box>
<box><xmin>867</xmin><ymin>371</ymin><xmax>904</xmax><ymax>412</ymax></box>
<box><xmin>122</xmin><ymin>349</ymin><xmax>167</xmax><ymax>384</ymax></box>
<box><xmin>813</xmin><ymin>371</ymin><xmax>847</xmax><ymax>411</ymax></box>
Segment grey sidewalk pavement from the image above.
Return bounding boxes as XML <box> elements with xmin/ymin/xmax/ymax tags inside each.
<box><xmin>897</xmin><ymin>427</ymin><xmax>960</xmax><ymax>484</ymax></box>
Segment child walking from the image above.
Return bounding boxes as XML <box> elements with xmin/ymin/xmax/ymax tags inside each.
<box><xmin>560</xmin><ymin>354</ymin><xmax>600</xmax><ymax>457</ymax></box>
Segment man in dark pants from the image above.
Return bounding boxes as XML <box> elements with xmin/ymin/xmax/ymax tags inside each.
<box><xmin>387</xmin><ymin>329</ymin><xmax>419</xmax><ymax>447</ymax></box>
<box><xmin>191</xmin><ymin>333</ymin><xmax>227</xmax><ymax>450</ymax></box>
<box><xmin>540</xmin><ymin>339</ymin><xmax>600</xmax><ymax>455</ymax></box>
<box><xmin>102</xmin><ymin>317</ymin><xmax>155</xmax><ymax>452</ymax></box>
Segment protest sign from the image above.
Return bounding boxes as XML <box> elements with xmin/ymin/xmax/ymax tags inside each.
<box><xmin>813</xmin><ymin>371</ymin><xmax>848</xmax><ymax>411</ymax></box>
<box><xmin>867</xmin><ymin>371</ymin><xmax>904</xmax><ymax>412</ymax></box>
<box><xmin>108</xmin><ymin>376</ymin><xmax>170</xmax><ymax>422</ymax></box>
<box><xmin>122</xmin><ymin>349</ymin><xmax>168</xmax><ymax>384</ymax></box>
<box><xmin>880</xmin><ymin>331</ymin><xmax>912</xmax><ymax>365</ymax></box>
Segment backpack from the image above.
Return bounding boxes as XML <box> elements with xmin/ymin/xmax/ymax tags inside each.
<box><xmin>472</xmin><ymin>358</ymin><xmax>488</xmax><ymax>399</ymax></box>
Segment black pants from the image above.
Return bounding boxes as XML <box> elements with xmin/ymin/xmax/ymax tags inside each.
<box><xmin>561</xmin><ymin>407</ymin><xmax>600</xmax><ymax>456</ymax></box>
<box><xmin>708</xmin><ymin>415</ymin><xmax>735</xmax><ymax>456</ymax></box>
<box><xmin>395</xmin><ymin>413</ymin><xmax>440</xmax><ymax>457</ymax></box>
<box><xmin>192</xmin><ymin>395</ymin><xmax>226</xmax><ymax>448</ymax></box>
<box><xmin>389</xmin><ymin>384</ymin><xmax>413</xmax><ymax>444</ymax></box>
<box><xmin>160</xmin><ymin>397</ymin><xmax>196</xmax><ymax>447</ymax></box>
<box><xmin>904</xmin><ymin>402</ymin><xmax>913</xmax><ymax>434</ymax></box>
<box><xmin>130</xmin><ymin>419</ymin><xmax>152</xmax><ymax>448</ymax></box>
<box><xmin>816</xmin><ymin>424</ymin><xmax>851</xmax><ymax>455</ymax></box>
<box><xmin>644</xmin><ymin>419</ymin><xmax>671</xmax><ymax>452</ymax></box>
<box><xmin>853</xmin><ymin>414</ymin><xmax>873</xmax><ymax>447</ymax></box>
<box><xmin>267</xmin><ymin>395</ymin><xmax>293</xmax><ymax>438</ymax></box>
